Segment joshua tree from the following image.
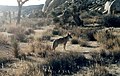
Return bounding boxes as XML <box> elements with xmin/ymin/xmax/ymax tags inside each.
<box><xmin>16</xmin><ymin>0</ymin><xmax>29</xmax><ymax>24</ymax></box>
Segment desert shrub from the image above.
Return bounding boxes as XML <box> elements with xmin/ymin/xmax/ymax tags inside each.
<box><xmin>0</xmin><ymin>33</ymin><xmax>9</xmax><ymax>45</ymax></box>
<box><xmin>52</xmin><ymin>30</ymin><xmax>60</xmax><ymax>35</ymax></box>
<box><xmin>94</xmin><ymin>29</ymin><xmax>120</xmax><ymax>50</ymax></box>
<box><xmin>71</xmin><ymin>27</ymin><xmax>99</xmax><ymax>41</ymax></box>
<box><xmin>15</xmin><ymin>32</ymin><xmax>27</xmax><ymax>42</ymax></box>
<box><xmin>24</xmin><ymin>28</ymin><xmax>35</xmax><ymax>35</ymax></box>
<box><xmin>0</xmin><ymin>26</ymin><xmax>6</xmax><ymax>32</ymax></box>
<box><xmin>86</xmin><ymin>30</ymin><xmax>97</xmax><ymax>41</ymax></box>
<box><xmin>41</xmin><ymin>51</ymin><xmax>117</xmax><ymax>76</ymax></box>
<box><xmin>99</xmin><ymin>50</ymin><xmax>120</xmax><ymax>64</ymax></box>
<box><xmin>79</xmin><ymin>40</ymin><xmax>89</xmax><ymax>47</ymax></box>
<box><xmin>42</xmin><ymin>36</ymin><xmax>51</xmax><ymax>41</ymax></box>
<box><xmin>103</xmin><ymin>15</ymin><xmax>120</xmax><ymax>27</ymax></box>
<box><xmin>71</xmin><ymin>27</ymin><xmax>90</xmax><ymax>37</ymax></box>
<box><xmin>53</xmin><ymin>27</ymin><xmax>68</xmax><ymax>36</ymax></box>
<box><xmin>41</xmin><ymin>53</ymin><xmax>93</xmax><ymax>75</ymax></box>
<box><xmin>7</xmin><ymin>26</ymin><xmax>27</xmax><ymax>42</ymax></box>
<box><xmin>11</xmin><ymin>40</ymin><xmax>20</xmax><ymax>58</ymax></box>
<box><xmin>53</xmin><ymin>17</ymin><xmax>60</xmax><ymax>23</ymax></box>
<box><xmin>78</xmin><ymin>65</ymin><xmax>110</xmax><ymax>76</ymax></box>
<box><xmin>30</xmin><ymin>39</ymin><xmax>52</xmax><ymax>54</ymax></box>
<box><xmin>71</xmin><ymin>38</ymin><xmax>79</xmax><ymax>44</ymax></box>
<box><xmin>7</xmin><ymin>26</ymin><xmax>24</xmax><ymax>34</ymax></box>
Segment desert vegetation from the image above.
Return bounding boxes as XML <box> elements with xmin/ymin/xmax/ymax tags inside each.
<box><xmin>0</xmin><ymin>0</ymin><xmax>120</xmax><ymax>76</ymax></box>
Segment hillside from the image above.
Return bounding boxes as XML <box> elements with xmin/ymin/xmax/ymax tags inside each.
<box><xmin>0</xmin><ymin>4</ymin><xmax>44</xmax><ymax>15</ymax></box>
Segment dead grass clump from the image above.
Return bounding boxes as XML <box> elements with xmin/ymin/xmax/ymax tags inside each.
<box><xmin>7</xmin><ymin>25</ymin><xmax>24</xmax><ymax>34</ymax></box>
<box><xmin>15</xmin><ymin>32</ymin><xmax>27</xmax><ymax>42</ymax></box>
<box><xmin>78</xmin><ymin>64</ymin><xmax>110</xmax><ymax>76</ymax></box>
<box><xmin>86</xmin><ymin>30</ymin><xmax>97</xmax><ymax>41</ymax></box>
<box><xmin>0</xmin><ymin>33</ymin><xmax>9</xmax><ymax>45</ymax></box>
<box><xmin>94</xmin><ymin>29</ymin><xmax>120</xmax><ymax>50</ymax></box>
<box><xmin>71</xmin><ymin>38</ymin><xmax>79</xmax><ymax>44</ymax></box>
<box><xmin>79</xmin><ymin>40</ymin><xmax>89</xmax><ymax>47</ymax></box>
<box><xmin>28</xmin><ymin>39</ymin><xmax>52</xmax><ymax>55</ymax></box>
<box><xmin>70</xmin><ymin>27</ymin><xmax>96</xmax><ymax>38</ymax></box>
<box><xmin>90</xmin><ymin>49</ymin><xmax>120</xmax><ymax>65</ymax></box>
<box><xmin>11</xmin><ymin>40</ymin><xmax>20</xmax><ymax>58</ymax></box>
<box><xmin>41</xmin><ymin>36</ymin><xmax>51</xmax><ymax>41</ymax></box>
<box><xmin>53</xmin><ymin>26</ymin><xmax>68</xmax><ymax>36</ymax></box>
<box><xmin>52</xmin><ymin>30</ymin><xmax>60</xmax><ymax>35</ymax></box>
<box><xmin>24</xmin><ymin>28</ymin><xmax>35</xmax><ymax>35</ymax></box>
<box><xmin>35</xmin><ymin>42</ymin><xmax>52</xmax><ymax>52</ymax></box>
<box><xmin>7</xmin><ymin>25</ymin><xmax>27</xmax><ymax>42</ymax></box>
<box><xmin>70</xmin><ymin>27</ymin><xmax>99</xmax><ymax>41</ymax></box>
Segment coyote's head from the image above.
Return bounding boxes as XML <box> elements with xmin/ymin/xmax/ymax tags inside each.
<box><xmin>67</xmin><ymin>33</ymin><xmax>72</xmax><ymax>39</ymax></box>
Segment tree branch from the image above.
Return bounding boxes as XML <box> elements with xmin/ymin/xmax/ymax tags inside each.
<box><xmin>17</xmin><ymin>0</ymin><xmax>29</xmax><ymax>5</ymax></box>
<box><xmin>17</xmin><ymin>0</ymin><xmax>21</xmax><ymax>6</ymax></box>
<box><xmin>22</xmin><ymin>0</ymin><xmax>29</xmax><ymax>5</ymax></box>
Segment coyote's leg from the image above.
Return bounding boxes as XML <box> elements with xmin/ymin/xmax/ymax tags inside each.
<box><xmin>64</xmin><ymin>42</ymin><xmax>67</xmax><ymax>50</ymax></box>
<box><xmin>53</xmin><ymin>41</ymin><xmax>58</xmax><ymax>51</ymax></box>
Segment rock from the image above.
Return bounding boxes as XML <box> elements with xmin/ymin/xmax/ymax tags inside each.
<box><xmin>42</xmin><ymin>0</ymin><xmax>72</xmax><ymax>13</ymax></box>
<box><xmin>103</xmin><ymin>0</ymin><xmax>120</xmax><ymax>14</ymax></box>
<box><xmin>42</xmin><ymin>0</ymin><xmax>106</xmax><ymax>14</ymax></box>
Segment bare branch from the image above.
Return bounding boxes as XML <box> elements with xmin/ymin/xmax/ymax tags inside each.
<box><xmin>17</xmin><ymin>0</ymin><xmax>29</xmax><ymax>5</ymax></box>
<box><xmin>17</xmin><ymin>0</ymin><xmax>21</xmax><ymax>5</ymax></box>
<box><xmin>22</xmin><ymin>0</ymin><xmax>29</xmax><ymax>5</ymax></box>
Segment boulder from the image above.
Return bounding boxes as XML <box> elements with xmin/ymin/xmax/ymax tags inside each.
<box><xmin>42</xmin><ymin>0</ymin><xmax>105</xmax><ymax>14</ymax></box>
<box><xmin>103</xmin><ymin>0</ymin><xmax>120</xmax><ymax>14</ymax></box>
<box><xmin>42</xmin><ymin>0</ymin><xmax>72</xmax><ymax>13</ymax></box>
<box><xmin>103</xmin><ymin>0</ymin><xmax>112</xmax><ymax>14</ymax></box>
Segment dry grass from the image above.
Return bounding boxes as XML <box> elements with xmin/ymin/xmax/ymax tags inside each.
<box><xmin>77</xmin><ymin>64</ymin><xmax>110</xmax><ymax>76</ymax></box>
<box><xmin>0</xmin><ymin>33</ymin><xmax>9</xmax><ymax>45</ymax></box>
<box><xmin>11</xmin><ymin>40</ymin><xmax>20</xmax><ymax>58</ymax></box>
<box><xmin>94</xmin><ymin>28</ymin><xmax>120</xmax><ymax>50</ymax></box>
<box><xmin>83</xmin><ymin>16</ymin><xmax>102</xmax><ymax>24</ymax></box>
<box><xmin>6</xmin><ymin>25</ymin><xmax>27</xmax><ymax>42</ymax></box>
<box><xmin>0</xmin><ymin>16</ymin><xmax>120</xmax><ymax>76</ymax></box>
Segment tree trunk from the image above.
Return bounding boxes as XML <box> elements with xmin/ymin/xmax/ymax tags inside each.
<box><xmin>16</xmin><ymin>5</ymin><xmax>22</xmax><ymax>24</ymax></box>
<box><xmin>9</xmin><ymin>11</ymin><xmax>11</xmax><ymax>23</ymax></box>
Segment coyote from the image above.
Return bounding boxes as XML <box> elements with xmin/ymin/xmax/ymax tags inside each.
<box><xmin>53</xmin><ymin>33</ymin><xmax>72</xmax><ymax>50</ymax></box>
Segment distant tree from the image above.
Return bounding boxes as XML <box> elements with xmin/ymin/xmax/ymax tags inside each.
<box><xmin>16</xmin><ymin>0</ymin><xmax>29</xmax><ymax>24</ymax></box>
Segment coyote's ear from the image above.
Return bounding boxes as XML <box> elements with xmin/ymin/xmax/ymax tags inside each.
<box><xmin>68</xmin><ymin>33</ymin><xmax>71</xmax><ymax>35</ymax></box>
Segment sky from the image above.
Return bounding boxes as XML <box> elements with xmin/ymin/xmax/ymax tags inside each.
<box><xmin>0</xmin><ymin>0</ymin><xmax>46</xmax><ymax>6</ymax></box>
